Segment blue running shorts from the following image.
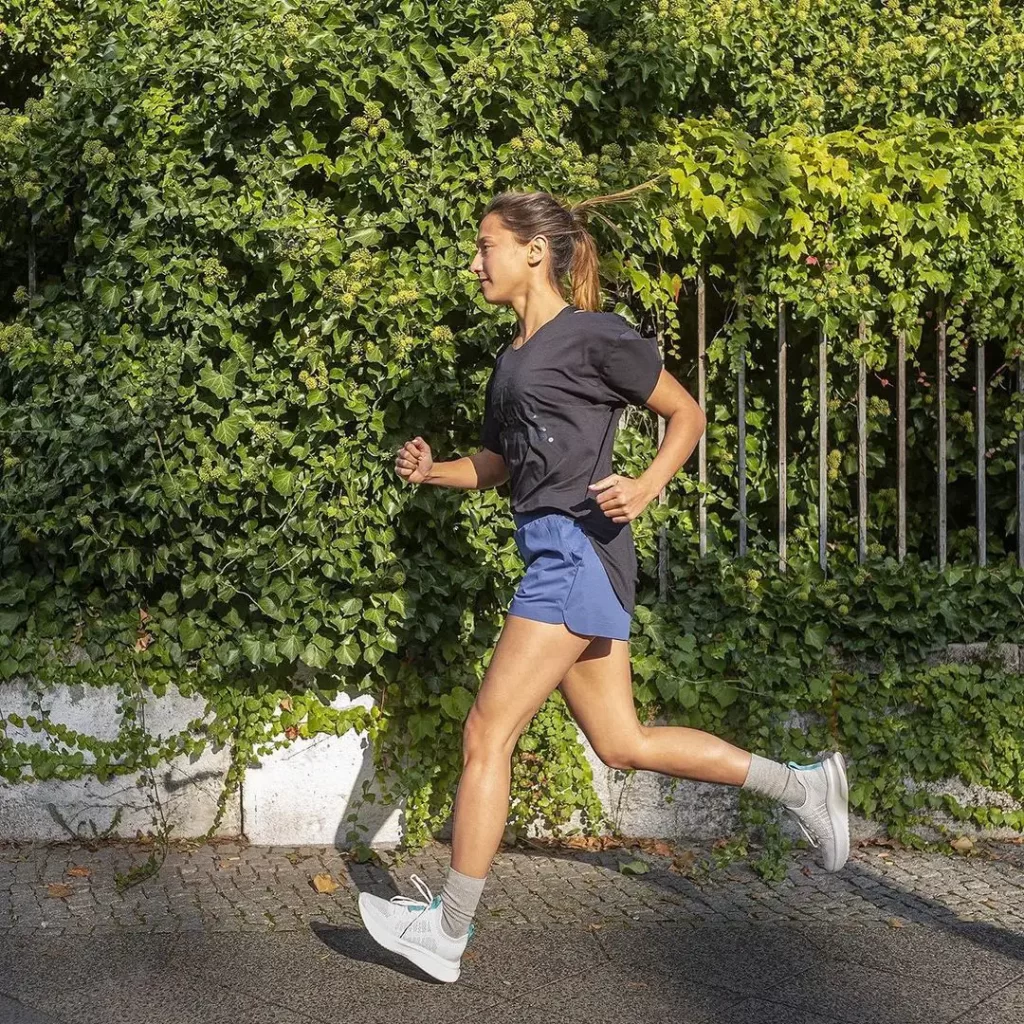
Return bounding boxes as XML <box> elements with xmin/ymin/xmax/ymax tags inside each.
<box><xmin>509</xmin><ymin>510</ymin><xmax>631</xmax><ymax>641</ymax></box>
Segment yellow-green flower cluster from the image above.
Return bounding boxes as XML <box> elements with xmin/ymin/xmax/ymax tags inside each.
<box><xmin>392</xmin><ymin>333</ymin><xmax>417</xmax><ymax>358</ymax></box>
<box><xmin>2</xmin><ymin>447</ymin><xmax>19</xmax><ymax>470</ymax></box>
<box><xmin>0</xmin><ymin>323</ymin><xmax>32</xmax><ymax>355</ymax></box>
<box><xmin>654</xmin><ymin>0</ymin><xmax>689</xmax><ymax>17</ymax></box>
<box><xmin>351</xmin><ymin>101</ymin><xmax>391</xmax><ymax>139</ymax></box>
<box><xmin>299</xmin><ymin>363</ymin><xmax>328</xmax><ymax>390</ymax></box>
<box><xmin>252</xmin><ymin>422</ymin><xmax>276</xmax><ymax>449</ymax></box>
<box><xmin>562</xmin><ymin>26</ymin><xmax>605</xmax><ymax>75</ymax></box>
<box><xmin>197</xmin><ymin>457</ymin><xmax>226</xmax><ymax>484</ymax></box>
<box><xmin>510</xmin><ymin>126</ymin><xmax>544</xmax><ymax>153</ymax></box>
<box><xmin>54</xmin><ymin>340</ymin><xmax>79</xmax><ymax>369</ymax></box>
<box><xmin>386</xmin><ymin>287</ymin><xmax>420</xmax><ymax>306</ymax></box>
<box><xmin>452</xmin><ymin>55</ymin><xmax>502</xmax><ymax>85</ymax></box>
<box><xmin>148</xmin><ymin>7</ymin><xmax>179</xmax><ymax>32</ymax></box>
<box><xmin>0</xmin><ymin>110</ymin><xmax>27</xmax><ymax>151</ymax></box>
<box><xmin>937</xmin><ymin>15</ymin><xmax>967</xmax><ymax>40</ymax></box>
<box><xmin>82</xmin><ymin>139</ymin><xmax>115</xmax><ymax>167</ymax></box>
<box><xmin>199</xmin><ymin>258</ymin><xmax>228</xmax><ymax>287</ymax></box>
<box><xmin>495</xmin><ymin>1</ymin><xmax>536</xmax><ymax>38</ymax></box>
<box><xmin>323</xmin><ymin>249</ymin><xmax>385</xmax><ymax>307</ymax></box>
<box><xmin>23</xmin><ymin>94</ymin><xmax>57</xmax><ymax>129</ymax></box>
<box><xmin>279</xmin><ymin>13</ymin><xmax>308</xmax><ymax>38</ymax></box>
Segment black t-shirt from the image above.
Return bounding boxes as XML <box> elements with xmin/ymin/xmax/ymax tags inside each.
<box><xmin>480</xmin><ymin>303</ymin><xmax>663</xmax><ymax>615</ymax></box>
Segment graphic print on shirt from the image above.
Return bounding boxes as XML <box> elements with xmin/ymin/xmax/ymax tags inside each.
<box><xmin>492</xmin><ymin>368</ymin><xmax>567</xmax><ymax>478</ymax></box>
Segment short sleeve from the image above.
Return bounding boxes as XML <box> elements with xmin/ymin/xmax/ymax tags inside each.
<box><xmin>596</xmin><ymin>325</ymin><xmax>663</xmax><ymax>406</ymax></box>
<box><xmin>480</xmin><ymin>363</ymin><xmax>502</xmax><ymax>452</ymax></box>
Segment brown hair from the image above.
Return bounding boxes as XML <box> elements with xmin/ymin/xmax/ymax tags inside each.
<box><xmin>480</xmin><ymin>177</ymin><xmax>666</xmax><ymax>311</ymax></box>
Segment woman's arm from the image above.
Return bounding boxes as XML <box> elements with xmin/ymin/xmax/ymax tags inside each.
<box><xmin>634</xmin><ymin>370</ymin><xmax>706</xmax><ymax>501</ymax></box>
<box><xmin>587</xmin><ymin>369</ymin><xmax>707</xmax><ymax>523</ymax></box>
<box><xmin>424</xmin><ymin>448</ymin><xmax>509</xmax><ymax>490</ymax></box>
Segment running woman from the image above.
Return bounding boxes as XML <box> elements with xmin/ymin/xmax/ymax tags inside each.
<box><xmin>359</xmin><ymin>188</ymin><xmax>850</xmax><ymax>983</ymax></box>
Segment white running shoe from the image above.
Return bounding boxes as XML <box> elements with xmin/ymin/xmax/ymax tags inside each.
<box><xmin>357</xmin><ymin>873</ymin><xmax>474</xmax><ymax>983</ymax></box>
<box><xmin>785</xmin><ymin>751</ymin><xmax>850</xmax><ymax>872</ymax></box>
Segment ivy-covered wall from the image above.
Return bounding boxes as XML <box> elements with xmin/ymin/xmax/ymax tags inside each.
<box><xmin>1</xmin><ymin>1</ymin><xmax>1023</xmax><ymax>874</ymax></box>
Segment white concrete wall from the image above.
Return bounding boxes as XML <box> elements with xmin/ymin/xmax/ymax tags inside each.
<box><xmin>1</xmin><ymin>646</ymin><xmax>1021</xmax><ymax>845</ymax></box>
<box><xmin>240</xmin><ymin>692</ymin><xmax>404</xmax><ymax>846</ymax></box>
<box><xmin>0</xmin><ymin>678</ymin><xmax>239</xmax><ymax>841</ymax></box>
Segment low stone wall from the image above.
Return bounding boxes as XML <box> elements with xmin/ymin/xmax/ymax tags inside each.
<box><xmin>0</xmin><ymin>641</ymin><xmax>1020</xmax><ymax>846</ymax></box>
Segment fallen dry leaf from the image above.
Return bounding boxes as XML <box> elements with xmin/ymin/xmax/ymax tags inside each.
<box><xmin>279</xmin><ymin>697</ymin><xmax>293</xmax><ymax>711</ymax></box>
<box><xmin>888</xmin><ymin>917</ymin><xmax>904</xmax><ymax>929</ymax></box>
<box><xmin>284</xmin><ymin>726</ymin><xmax>299</xmax><ymax>741</ymax></box>
<box><xmin>67</xmin><ymin>865</ymin><xmax>92</xmax><ymax>878</ymax></box>
<box><xmin>311</xmin><ymin>872</ymin><xmax>339</xmax><ymax>894</ymax></box>
<box><xmin>46</xmin><ymin>883</ymin><xmax>73</xmax><ymax>899</ymax></box>
<box><xmin>951</xmin><ymin>836</ymin><xmax>974</xmax><ymax>854</ymax></box>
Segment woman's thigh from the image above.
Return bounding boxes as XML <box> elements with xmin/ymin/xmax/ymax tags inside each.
<box><xmin>468</xmin><ymin>613</ymin><xmax>594</xmax><ymax>754</ymax></box>
<box><xmin>557</xmin><ymin>637</ymin><xmax>644</xmax><ymax>767</ymax></box>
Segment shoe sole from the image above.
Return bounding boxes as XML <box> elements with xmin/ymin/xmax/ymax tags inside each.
<box><xmin>358</xmin><ymin>894</ymin><xmax>462</xmax><ymax>983</ymax></box>
<box><xmin>822</xmin><ymin>751</ymin><xmax>850</xmax><ymax>871</ymax></box>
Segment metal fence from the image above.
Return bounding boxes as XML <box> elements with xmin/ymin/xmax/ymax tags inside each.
<box><xmin>654</xmin><ymin>271</ymin><xmax>1024</xmax><ymax>598</ymax></box>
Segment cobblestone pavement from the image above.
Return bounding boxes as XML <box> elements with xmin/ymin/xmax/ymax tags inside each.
<box><xmin>1</xmin><ymin>836</ymin><xmax>1023</xmax><ymax>1024</ymax></box>
<box><xmin>1</xmin><ymin>835</ymin><xmax>1022</xmax><ymax>938</ymax></box>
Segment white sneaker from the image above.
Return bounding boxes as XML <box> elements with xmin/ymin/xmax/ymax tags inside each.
<box><xmin>785</xmin><ymin>751</ymin><xmax>850</xmax><ymax>872</ymax></box>
<box><xmin>357</xmin><ymin>873</ymin><xmax>474</xmax><ymax>983</ymax></box>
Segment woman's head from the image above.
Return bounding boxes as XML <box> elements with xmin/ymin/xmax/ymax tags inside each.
<box><xmin>471</xmin><ymin>191</ymin><xmax>600</xmax><ymax>311</ymax></box>
<box><xmin>471</xmin><ymin>179</ymin><xmax>665</xmax><ymax>313</ymax></box>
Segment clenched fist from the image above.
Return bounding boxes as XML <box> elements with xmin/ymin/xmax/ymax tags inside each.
<box><xmin>395</xmin><ymin>436</ymin><xmax>433</xmax><ymax>485</ymax></box>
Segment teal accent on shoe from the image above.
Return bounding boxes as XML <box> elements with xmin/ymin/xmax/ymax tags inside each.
<box><xmin>406</xmin><ymin>902</ymin><xmax>428</xmax><ymax>912</ymax></box>
<box><xmin>787</xmin><ymin>761</ymin><xmax>822</xmax><ymax>771</ymax></box>
<box><xmin>430</xmin><ymin>894</ymin><xmax>441</xmax><ymax>909</ymax></box>
<box><xmin>468</xmin><ymin>922</ymin><xmax>476</xmax><ymax>939</ymax></box>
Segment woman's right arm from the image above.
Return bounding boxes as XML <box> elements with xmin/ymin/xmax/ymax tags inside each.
<box><xmin>425</xmin><ymin>449</ymin><xmax>508</xmax><ymax>490</ymax></box>
<box><xmin>395</xmin><ymin>436</ymin><xmax>507</xmax><ymax>490</ymax></box>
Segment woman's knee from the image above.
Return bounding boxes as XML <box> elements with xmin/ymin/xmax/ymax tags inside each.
<box><xmin>462</xmin><ymin>703</ymin><xmax>519</xmax><ymax>764</ymax></box>
<box><xmin>593</xmin><ymin>725</ymin><xmax>648</xmax><ymax>771</ymax></box>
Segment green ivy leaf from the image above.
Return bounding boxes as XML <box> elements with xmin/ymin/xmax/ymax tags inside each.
<box><xmin>804</xmin><ymin>623</ymin><xmax>830</xmax><ymax>651</ymax></box>
<box><xmin>270</xmin><ymin>467</ymin><xmax>295</xmax><ymax>496</ymax></box>
<box><xmin>199</xmin><ymin>365</ymin><xmax>236</xmax><ymax>400</ymax></box>
<box><xmin>291</xmin><ymin>85</ymin><xmax>316</xmax><ymax>108</ymax></box>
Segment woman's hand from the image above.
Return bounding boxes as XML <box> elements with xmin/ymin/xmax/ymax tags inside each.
<box><xmin>395</xmin><ymin>436</ymin><xmax>434</xmax><ymax>485</ymax></box>
<box><xmin>587</xmin><ymin>473</ymin><xmax>655</xmax><ymax>524</ymax></box>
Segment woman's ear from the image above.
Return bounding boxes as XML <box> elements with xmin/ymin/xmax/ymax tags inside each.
<box><xmin>527</xmin><ymin>234</ymin><xmax>548</xmax><ymax>267</ymax></box>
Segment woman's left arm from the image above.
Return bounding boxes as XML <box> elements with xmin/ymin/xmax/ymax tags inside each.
<box><xmin>587</xmin><ymin>369</ymin><xmax>706</xmax><ymax>524</ymax></box>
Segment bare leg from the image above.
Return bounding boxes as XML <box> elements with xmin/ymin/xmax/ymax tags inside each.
<box><xmin>558</xmin><ymin>636</ymin><xmax>752</xmax><ymax>786</ymax></box>
<box><xmin>450</xmin><ymin>614</ymin><xmax>593</xmax><ymax>877</ymax></box>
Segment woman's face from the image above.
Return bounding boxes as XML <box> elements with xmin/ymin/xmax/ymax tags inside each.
<box><xmin>470</xmin><ymin>211</ymin><xmax>546</xmax><ymax>306</ymax></box>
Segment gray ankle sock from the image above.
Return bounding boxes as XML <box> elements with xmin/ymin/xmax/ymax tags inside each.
<box><xmin>742</xmin><ymin>752</ymin><xmax>807</xmax><ymax>809</ymax></box>
<box><xmin>440</xmin><ymin>866</ymin><xmax>487</xmax><ymax>939</ymax></box>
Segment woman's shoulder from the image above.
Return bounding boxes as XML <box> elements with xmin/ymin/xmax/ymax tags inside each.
<box><xmin>569</xmin><ymin>307</ymin><xmax>630</xmax><ymax>327</ymax></box>
<box><xmin>571</xmin><ymin>308</ymin><xmax>642</xmax><ymax>339</ymax></box>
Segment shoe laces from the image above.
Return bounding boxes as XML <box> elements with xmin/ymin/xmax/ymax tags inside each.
<box><xmin>389</xmin><ymin>873</ymin><xmax>435</xmax><ymax>911</ymax></box>
<box><xmin>789</xmin><ymin>812</ymin><xmax>821</xmax><ymax>849</ymax></box>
